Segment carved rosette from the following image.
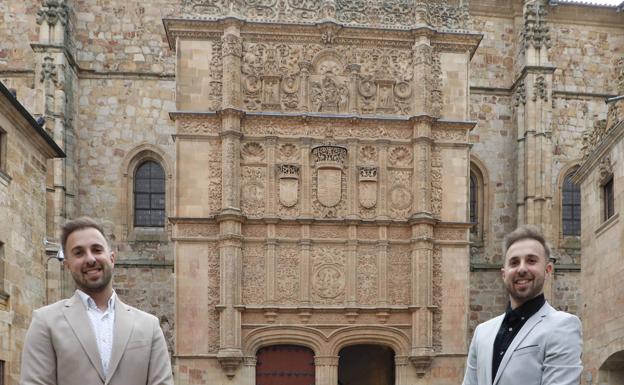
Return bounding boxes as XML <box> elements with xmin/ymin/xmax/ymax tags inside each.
<box><xmin>277</xmin><ymin>164</ymin><xmax>300</xmax><ymax>208</ymax></box>
<box><xmin>312</xmin><ymin>247</ymin><xmax>346</xmax><ymax>303</ymax></box>
<box><xmin>312</xmin><ymin>145</ymin><xmax>347</xmax><ymax>211</ymax></box>
<box><xmin>358</xmin><ymin>166</ymin><xmax>378</xmax><ymax>209</ymax></box>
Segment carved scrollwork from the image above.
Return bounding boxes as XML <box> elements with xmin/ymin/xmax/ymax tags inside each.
<box><xmin>359</xmin><ymin>145</ymin><xmax>377</xmax><ymax>163</ymax></box>
<box><xmin>312</xmin><ymin>144</ymin><xmax>347</xmax><ymax>165</ymax></box>
<box><xmin>182</xmin><ymin>0</ymin><xmax>470</xmax><ymax>29</ymax></box>
<box><xmin>241</xmin><ymin>167</ymin><xmax>266</xmax><ymax>215</ymax></box>
<box><xmin>277</xmin><ymin>245</ymin><xmax>300</xmax><ymax>304</ymax></box>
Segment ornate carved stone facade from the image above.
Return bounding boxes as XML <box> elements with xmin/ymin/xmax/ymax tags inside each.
<box><xmin>168</xmin><ymin>7</ymin><xmax>477</xmax><ymax>384</ymax></box>
<box><xmin>1</xmin><ymin>0</ymin><xmax>623</xmax><ymax>384</ymax></box>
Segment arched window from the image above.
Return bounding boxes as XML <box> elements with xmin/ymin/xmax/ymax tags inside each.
<box><xmin>470</xmin><ymin>172</ymin><xmax>478</xmax><ymax>234</ymax></box>
<box><xmin>562</xmin><ymin>170</ymin><xmax>581</xmax><ymax>236</ymax></box>
<box><xmin>134</xmin><ymin>160</ymin><xmax>165</xmax><ymax>227</ymax></box>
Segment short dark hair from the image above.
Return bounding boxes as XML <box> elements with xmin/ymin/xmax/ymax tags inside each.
<box><xmin>502</xmin><ymin>225</ymin><xmax>551</xmax><ymax>261</ymax></box>
<box><xmin>61</xmin><ymin>216</ymin><xmax>109</xmax><ymax>254</ymax></box>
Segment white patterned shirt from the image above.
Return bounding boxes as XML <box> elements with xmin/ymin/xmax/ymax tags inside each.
<box><xmin>76</xmin><ymin>290</ymin><xmax>116</xmax><ymax>376</ymax></box>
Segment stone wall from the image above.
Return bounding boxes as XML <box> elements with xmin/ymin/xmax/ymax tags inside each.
<box><xmin>0</xmin><ymin>88</ymin><xmax>62</xmax><ymax>384</ymax></box>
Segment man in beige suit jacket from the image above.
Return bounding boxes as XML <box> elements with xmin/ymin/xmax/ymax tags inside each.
<box><xmin>21</xmin><ymin>217</ymin><xmax>173</xmax><ymax>385</ymax></box>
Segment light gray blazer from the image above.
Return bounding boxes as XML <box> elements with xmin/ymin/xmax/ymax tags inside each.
<box><xmin>462</xmin><ymin>302</ymin><xmax>582</xmax><ymax>385</ymax></box>
<box><xmin>20</xmin><ymin>292</ymin><xmax>173</xmax><ymax>385</ymax></box>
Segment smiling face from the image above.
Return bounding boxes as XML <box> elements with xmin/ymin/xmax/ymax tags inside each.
<box><xmin>63</xmin><ymin>227</ymin><xmax>115</xmax><ymax>297</ymax></box>
<box><xmin>502</xmin><ymin>238</ymin><xmax>553</xmax><ymax>309</ymax></box>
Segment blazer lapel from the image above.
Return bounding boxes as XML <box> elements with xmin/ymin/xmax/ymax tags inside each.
<box><xmin>493</xmin><ymin>303</ymin><xmax>552</xmax><ymax>385</ymax></box>
<box><xmin>62</xmin><ymin>293</ymin><xmax>106</xmax><ymax>382</ymax></box>
<box><xmin>105</xmin><ymin>297</ymin><xmax>134</xmax><ymax>383</ymax></box>
<box><xmin>483</xmin><ymin>315</ymin><xmax>505</xmax><ymax>385</ymax></box>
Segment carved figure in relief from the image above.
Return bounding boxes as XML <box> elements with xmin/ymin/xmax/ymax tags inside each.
<box><xmin>312</xmin><ymin>248</ymin><xmax>346</xmax><ymax>300</ymax></box>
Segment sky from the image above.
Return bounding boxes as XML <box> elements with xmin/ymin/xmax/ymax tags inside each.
<box><xmin>558</xmin><ymin>0</ymin><xmax>622</xmax><ymax>5</ymax></box>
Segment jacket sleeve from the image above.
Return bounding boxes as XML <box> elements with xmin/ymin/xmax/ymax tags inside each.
<box><xmin>20</xmin><ymin>309</ymin><xmax>57</xmax><ymax>385</ymax></box>
<box><xmin>147</xmin><ymin>315</ymin><xmax>174</xmax><ymax>385</ymax></box>
<box><xmin>541</xmin><ymin>314</ymin><xmax>583</xmax><ymax>385</ymax></box>
<box><xmin>462</xmin><ymin>325</ymin><xmax>479</xmax><ymax>385</ymax></box>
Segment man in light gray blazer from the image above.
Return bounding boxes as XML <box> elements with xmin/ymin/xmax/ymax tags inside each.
<box><xmin>462</xmin><ymin>225</ymin><xmax>582</xmax><ymax>385</ymax></box>
<box><xmin>21</xmin><ymin>217</ymin><xmax>173</xmax><ymax>385</ymax></box>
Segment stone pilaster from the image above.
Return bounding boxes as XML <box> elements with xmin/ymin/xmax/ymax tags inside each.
<box><xmin>409</xmin><ymin>222</ymin><xmax>435</xmax><ymax>376</ymax></box>
<box><xmin>314</xmin><ymin>356</ymin><xmax>339</xmax><ymax>385</ymax></box>
<box><xmin>216</xmin><ymin>101</ymin><xmax>244</xmax><ymax>373</ymax></box>
<box><xmin>221</xmin><ymin>22</ymin><xmax>242</xmax><ymax>109</ymax></box>
<box><xmin>377</xmin><ymin>226</ymin><xmax>389</xmax><ymax>310</ymax></box>
<box><xmin>266</xmin><ymin>136</ymin><xmax>278</xmax><ymax>214</ymax></box>
<box><xmin>346</xmin><ymin>226</ymin><xmax>357</xmax><ymax>307</ymax></box>
<box><xmin>411</xmin><ymin>117</ymin><xmax>434</xmax><ymax>217</ymax></box>
<box><xmin>412</xmin><ymin>35</ymin><xmax>432</xmax><ymax>115</ymax></box>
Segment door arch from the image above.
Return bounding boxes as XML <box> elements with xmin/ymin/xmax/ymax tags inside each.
<box><xmin>256</xmin><ymin>345</ymin><xmax>315</xmax><ymax>385</ymax></box>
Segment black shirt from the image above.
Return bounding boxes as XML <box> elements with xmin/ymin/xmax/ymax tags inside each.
<box><xmin>491</xmin><ymin>293</ymin><xmax>545</xmax><ymax>382</ymax></box>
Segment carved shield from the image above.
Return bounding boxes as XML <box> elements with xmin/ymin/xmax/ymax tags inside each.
<box><xmin>279</xmin><ymin>177</ymin><xmax>298</xmax><ymax>207</ymax></box>
<box><xmin>359</xmin><ymin>180</ymin><xmax>377</xmax><ymax>209</ymax></box>
<box><xmin>317</xmin><ymin>167</ymin><xmax>342</xmax><ymax>207</ymax></box>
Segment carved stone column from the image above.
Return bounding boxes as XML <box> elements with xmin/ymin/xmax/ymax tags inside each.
<box><xmin>346</xmin><ymin>226</ymin><xmax>357</xmax><ymax>309</ymax></box>
<box><xmin>412</xmin><ymin>35</ymin><xmax>432</xmax><ymax>115</ymax></box>
<box><xmin>347</xmin><ymin>64</ymin><xmax>361</xmax><ymax>113</ymax></box>
<box><xmin>301</xmin><ymin>137</ymin><xmax>313</xmax><ymax>216</ymax></box>
<box><xmin>378</xmin><ymin>140</ymin><xmax>390</xmax><ymax>219</ymax></box>
<box><xmin>408</xmin><ymin>223</ymin><xmax>435</xmax><ymax>376</ymax></box>
<box><xmin>377</xmin><ymin>226</ymin><xmax>389</xmax><ymax>314</ymax></box>
<box><xmin>221</xmin><ymin>22</ymin><xmax>243</xmax><ymax>109</ymax></box>
<box><xmin>266</xmin><ymin>136</ymin><xmax>278</xmax><ymax>214</ymax></box>
<box><xmin>315</xmin><ymin>356</ymin><xmax>339</xmax><ymax>385</ymax></box>
<box><xmin>299</xmin><ymin>61</ymin><xmax>312</xmax><ymax>112</ymax></box>
<box><xmin>516</xmin><ymin>0</ymin><xmax>554</xmax><ymax>239</ymax></box>
<box><xmin>216</xmin><ymin>103</ymin><xmax>245</xmax><ymax>374</ymax></box>
<box><xmin>411</xmin><ymin>117</ymin><xmax>433</xmax><ymax>217</ymax></box>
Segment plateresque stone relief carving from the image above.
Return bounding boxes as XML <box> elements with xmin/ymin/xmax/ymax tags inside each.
<box><xmin>241</xmin><ymin>43</ymin><xmax>421</xmax><ymax>115</ymax></box>
<box><xmin>182</xmin><ymin>0</ymin><xmax>470</xmax><ymax>30</ymax></box>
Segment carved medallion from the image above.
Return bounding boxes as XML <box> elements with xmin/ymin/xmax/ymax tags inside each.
<box><xmin>312</xmin><ymin>145</ymin><xmax>347</xmax><ymax>208</ymax></box>
<box><xmin>389</xmin><ymin>185</ymin><xmax>412</xmax><ymax>210</ymax></box>
<box><xmin>312</xmin><ymin>248</ymin><xmax>345</xmax><ymax>300</ymax></box>
<box><xmin>277</xmin><ymin>164</ymin><xmax>300</xmax><ymax>207</ymax></box>
<box><xmin>358</xmin><ymin>166</ymin><xmax>378</xmax><ymax>209</ymax></box>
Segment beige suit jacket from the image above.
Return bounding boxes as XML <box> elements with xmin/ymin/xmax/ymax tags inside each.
<box><xmin>20</xmin><ymin>292</ymin><xmax>173</xmax><ymax>385</ymax></box>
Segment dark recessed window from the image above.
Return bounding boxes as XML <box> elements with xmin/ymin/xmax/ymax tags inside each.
<box><xmin>603</xmin><ymin>177</ymin><xmax>614</xmax><ymax>221</ymax></box>
<box><xmin>470</xmin><ymin>172</ymin><xmax>478</xmax><ymax>234</ymax></box>
<box><xmin>562</xmin><ymin>172</ymin><xmax>581</xmax><ymax>236</ymax></box>
<box><xmin>134</xmin><ymin>161</ymin><xmax>165</xmax><ymax>227</ymax></box>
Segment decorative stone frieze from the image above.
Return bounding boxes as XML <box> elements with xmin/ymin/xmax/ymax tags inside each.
<box><xmin>181</xmin><ymin>0</ymin><xmax>470</xmax><ymax>30</ymax></box>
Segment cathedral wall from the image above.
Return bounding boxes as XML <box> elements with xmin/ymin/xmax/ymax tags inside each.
<box><xmin>470</xmin><ymin>15</ymin><xmax>517</xmax><ymax>89</ymax></box>
<box><xmin>73</xmin><ymin>0</ymin><xmax>177</xmax><ymax>73</ymax></box>
<box><xmin>0</xmin><ymin>1</ymin><xmax>39</xmax><ymax>70</ymax></box>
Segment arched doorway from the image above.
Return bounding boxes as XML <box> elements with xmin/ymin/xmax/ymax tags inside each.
<box><xmin>256</xmin><ymin>345</ymin><xmax>315</xmax><ymax>385</ymax></box>
<box><xmin>338</xmin><ymin>344</ymin><xmax>395</xmax><ymax>385</ymax></box>
<box><xmin>599</xmin><ymin>350</ymin><xmax>624</xmax><ymax>384</ymax></box>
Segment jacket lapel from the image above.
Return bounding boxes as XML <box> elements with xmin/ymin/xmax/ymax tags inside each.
<box><xmin>62</xmin><ymin>293</ymin><xmax>106</xmax><ymax>382</ymax></box>
<box><xmin>493</xmin><ymin>303</ymin><xmax>552</xmax><ymax>385</ymax></box>
<box><xmin>483</xmin><ymin>315</ymin><xmax>505</xmax><ymax>385</ymax></box>
<box><xmin>105</xmin><ymin>297</ymin><xmax>134</xmax><ymax>383</ymax></box>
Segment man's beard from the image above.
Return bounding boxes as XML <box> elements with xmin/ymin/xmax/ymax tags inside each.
<box><xmin>71</xmin><ymin>265</ymin><xmax>113</xmax><ymax>294</ymax></box>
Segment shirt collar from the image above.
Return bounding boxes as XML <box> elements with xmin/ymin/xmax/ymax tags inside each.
<box><xmin>505</xmin><ymin>293</ymin><xmax>545</xmax><ymax>322</ymax></box>
<box><xmin>76</xmin><ymin>289</ymin><xmax>116</xmax><ymax>312</ymax></box>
